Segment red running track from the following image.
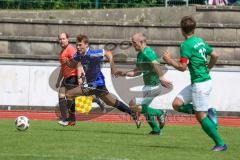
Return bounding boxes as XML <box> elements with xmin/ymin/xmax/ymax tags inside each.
<box><xmin>1</xmin><ymin>110</ymin><xmax>240</xmax><ymax>127</ymax></box>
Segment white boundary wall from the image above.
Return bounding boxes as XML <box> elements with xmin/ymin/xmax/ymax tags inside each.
<box><xmin>0</xmin><ymin>62</ymin><xmax>240</xmax><ymax>111</ymax></box>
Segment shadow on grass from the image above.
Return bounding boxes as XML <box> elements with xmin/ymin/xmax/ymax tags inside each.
<box><xmin>54</xmin><ymin>127</ymin><xmax>144</xmax><ymax>136</ymax></box>
<box><xmin>132</xmin><ymin>144</ymin><xmax>185</xmax><ymax>149</ymax></box>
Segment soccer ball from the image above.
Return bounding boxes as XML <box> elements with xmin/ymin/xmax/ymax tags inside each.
<box><xmin>15</xmin><ymin>116</ymin><xmax>30</xmax><ymax>131</ymax></box>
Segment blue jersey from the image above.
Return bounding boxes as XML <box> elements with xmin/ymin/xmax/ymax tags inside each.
<box><xmin>73</xmin><ymin>48</ymin><xmax>105</xmax><ymax>87</ymax></box>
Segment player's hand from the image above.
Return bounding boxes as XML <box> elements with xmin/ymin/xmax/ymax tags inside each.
<box><xmin>114</xmin><ymin>70</ymin><xmax>126</xmax><ymax>77</ymax></box>
<box><xmin>111</xmin><ymin>67</ymin><xmax>124</xmax><ymax>77</ymax></box>
<box><xmin>206</xmin><ymin>66</ymin><xmax>211</xmax><ymax>73</ymax></box>
<box><xmin>162</xmin><ymin>51</ymin><xmax>172</xmax><ymax>64</ymax></box>
<box><xmin>78</xmin><ymin>78</ymin><xmax>83</xmax><ymax>85</ymax></box>
<box><xmin>111</xmin><ymin>67</ymin><xmax>117</xmax><ymax>76</ymax></box>
<box><xmin>63</xmin><ymin>57</ymin><xmax>68</xmax><ymax>64</ymax></box>
<box><xmin>159</xmin><ymin>76</ymin><xmax>172</xmax><ymax>88</ymax></box>
<box><xmin>113</xmin><ymin>70</ymin><xmax>121</xmax><ymax>77</ymax></box>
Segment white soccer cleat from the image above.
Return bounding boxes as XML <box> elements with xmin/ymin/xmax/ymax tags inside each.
<box><xmin>58</xmin><ymin>120</ymin><xmax>69</xmax><ymax>126</ymax></box>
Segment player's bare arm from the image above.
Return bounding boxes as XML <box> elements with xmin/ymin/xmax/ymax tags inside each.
<box><xmin>125</xmin><ymin>68</ymin><xmax>142</xmax><ymax>77</ymax></box>
<box><xmin>65</xmin><ymin>58</ymin><xmax>78</xmax><ymax>68</ymax></box>
<box><xmin>77</xmin><ymin>63</ymin><xmax>85</xmax><ymax>85</ymax></box>
<box><xmin>162</xmin><ymin>51</ymin><xmax>187</xmax><ymax>72</ymax></box>
<box><xmin>151</xmin><ymin>60</ymin><xmax>172</xmax><ymax>88</ymax></box>
<box><xmin>207</xmin><ymin>51</ymin><xmax>219</xmax><ymax>71</ymax></box>
<box><xmin>104</xmin><ymin>50</ymin><xmax>118</xmax><ymax>75</ymax></box>
<box><xmin>115</xmin><ymin>67</ymin><xmax>141</xmax><ymax>77</ymax></box>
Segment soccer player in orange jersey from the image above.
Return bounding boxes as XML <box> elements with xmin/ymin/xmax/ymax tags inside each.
<box><xmin>56</xmin><ymin>32</ymin><xmax>78</xmax><ymax>126</ymax></box>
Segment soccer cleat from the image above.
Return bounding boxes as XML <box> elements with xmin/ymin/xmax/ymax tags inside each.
<box><xmin>157</xmin><ymin>110</ymin><xmax>167</xmax><ymax>129</ymax></box>
<box><xmin>99</xmin><ymin>101</ymin><xmax>107</xmax><ymax>113</ymax></box>
<box><xmin>131</xmin><ymin>113</ymin><xmax>141</xmax><ymax>129</ymax></box>
<box><xmin>211</xmin><ymin>144</ymin><xmax>227</xmax><ymax>151</ymax></box>
<box><xmin>68</xmin><ymin>121</ymin><xmax>76</xmax><ymax>126</ymax></box>
<box><xmin>148</xmin><ymin>131</ymin><xmax>161</xmax><ymax>136</ymax></box>
<box><xmin>58</xmin><ymin>120</ymin><xmax>69</xmax><ymax>126</ymax></box>
<box><xmin>208</xmin><ymin>108</ymin><xmax>218</xmax><ymax>126</ymax></box>
<box><xmin>65</xmin><ymin>117</ymin><xmax>76</xmax><ymax>126</ymax></box>
<box><xmin>135</xmin><ymin>120</ymin><xmax>141</xmax><ymax>129</ymax></box>
<box><xmin>100</xmin><ymin>105</ymin><xmax>107</xmax><ymax>113</ymax></box>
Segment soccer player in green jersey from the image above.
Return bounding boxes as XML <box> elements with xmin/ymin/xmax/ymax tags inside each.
<box><xmin>163</xmin><ymin>16</ymin><xmax>227</xmax><ymax>151</ymax></box>
<box><xmin>116</xmin><ymin>32</ymin><xmax>172</xmax><ymax>135</ymax></box>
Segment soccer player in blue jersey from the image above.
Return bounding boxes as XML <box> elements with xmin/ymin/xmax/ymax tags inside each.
<box><xmin>65</xmin><ymin>34</ymin><xmax>140</xmax><ymax>127</ymax></box>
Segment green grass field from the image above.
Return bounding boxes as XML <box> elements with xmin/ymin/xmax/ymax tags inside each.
<box><xmin>0</xmin><ymin>120</ymin><xmax>239</xmax><ymax>160</ymax></box>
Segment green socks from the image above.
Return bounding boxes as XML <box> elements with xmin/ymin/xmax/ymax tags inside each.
<box><xmin>142</xmin><ymin>105</ymin><xmax>162</xmax><ymax>133</ymax></box>
<box><xmin>178</xmin><ymin>104</ymin><xmax>195</xmax><ymax>114</ymax></box>
<box><xmin>145</xmin><ymin>113</ymin><xmax>160</xmax><ymax>132</ymax></box>
<box><xmin>200</xmin><ymin>116</ymin><xmax>225</xmax><ymax>146</ymax></box>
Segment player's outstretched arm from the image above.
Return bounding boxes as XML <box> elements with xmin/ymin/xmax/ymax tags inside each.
<box><xmin>126</xmin><ymin>68</ymin><xmax>141</xmax><ymax>77</ymax></box>
<box><xmin>115</xmin><ymin>68</ymin><xmax>141</xmax><ymax>77</ymax></box>
<box><xmin>104</xmin><ymin>50</ymin><xmax>141</xmax><ymax>77</ymax></box>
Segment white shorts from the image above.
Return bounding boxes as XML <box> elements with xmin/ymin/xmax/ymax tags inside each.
<box><xmin>176</xmin><ymin>80</ymin><xmax>212</xmax><ymax>111</ymax></box>
<box><xmin>134</xmin><ymin>85</ymin><xmax>161</xmax><ymax>106</ymax></box>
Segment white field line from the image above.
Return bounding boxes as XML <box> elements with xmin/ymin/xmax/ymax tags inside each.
<box><xmin>0</xmin><ymin>153</ymin><xmax>132</xmax><ymax>160</ymax></box>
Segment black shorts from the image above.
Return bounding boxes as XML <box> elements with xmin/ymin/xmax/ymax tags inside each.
<box><xmin>61</xmin><ymin>76</ymin><xmax>78</xmax><ymax>90</ymax></box>
<box><xmin>81</xmin><ymin>85</ymin><xmax>109</xmax><ymax>97</ymax></box>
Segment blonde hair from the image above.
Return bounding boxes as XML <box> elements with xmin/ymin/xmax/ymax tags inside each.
<box><xmin>132</xmin><ymin>32</ymin><xmax>146</xmax><ymax>43</ymax></box>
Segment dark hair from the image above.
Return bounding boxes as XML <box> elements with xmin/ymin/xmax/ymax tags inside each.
<box><xmin>58</xmin><ymin>32</ymin><xmax>69</xmax><ymax>39</ymax></box>
<box><xmin>180</xmin><ymin>16</ymin><xmax>196</xmax><ymax>35</ymax></box>
<box><xmin>76</xmin><ymin>34</ymin><xmax>89</xmax><ymax>44</ymax></box>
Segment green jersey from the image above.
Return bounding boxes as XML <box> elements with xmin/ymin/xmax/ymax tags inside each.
<box><xmin>136</xmin><ymin>47</ymin><xmax>160</xmax><ymax>86</ymax></box>
<box><xmin>180</xmin><ymin>36</ymin><xmax>213</xmax><ymax>84</ymax></box>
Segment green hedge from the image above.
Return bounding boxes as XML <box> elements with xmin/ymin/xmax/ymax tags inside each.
<box><xmin>0</xmin><ymin>0</ymin><xmax>165</xmax><ymax>9</ymax></box>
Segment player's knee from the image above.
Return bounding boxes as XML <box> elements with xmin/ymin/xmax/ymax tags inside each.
<box><xmin>172</xmin><ymin>99</ymin><xmax>182</xmax><ymax>111</ymax></box>
<box><xmin>195</xmin><ymin>112</ymin><xmax>206</xmax><ymax>122</ymax></box>
<box><xmin>130</xmin><ymin>105</ymin><xmax>141</xmax><ymax>113</ymax></box>
<box><xmin>58</xmin><ymin>93</ymin><xmax>65</xmax><ymax>99</ymax></box>
<box><xmin>129</xmin><ymin>100</ymin><xmax>139</xmax><ymax>112</ymax></box>
<box><xmin>129</xmin><ymin>99</ymin><xmax>135</xmax><ymax>107</ymax></box>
